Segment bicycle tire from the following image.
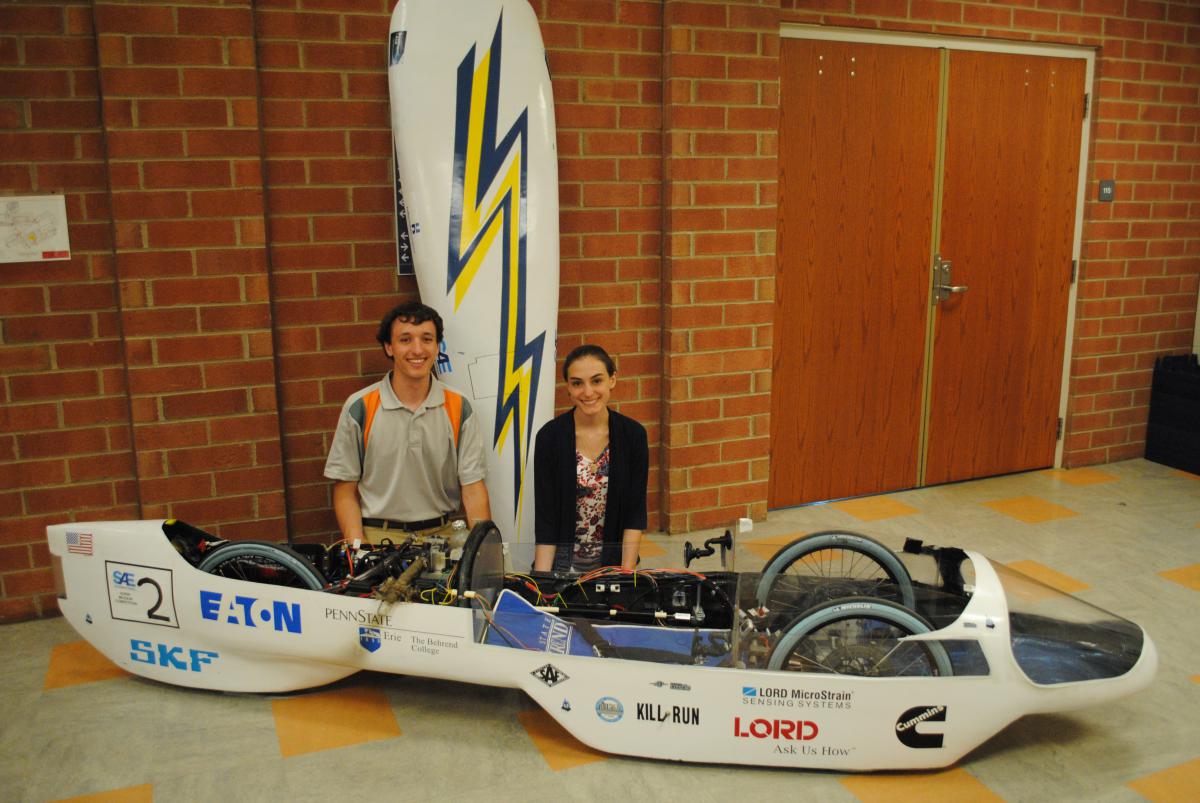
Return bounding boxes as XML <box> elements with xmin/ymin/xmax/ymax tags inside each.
<box><xmin>197</xmin><ymin>541</ymin><xmax>326</xmax><ymax>591</ymax></box>
<box><xmin>767</xmin><ymin>596</ymin><xmax>953</xmax><ymax>676</ymax></box>
<box><xmin>755</xmin><ymin>530</ymin><xmax>916</xmax><ymax>614</ymax></box>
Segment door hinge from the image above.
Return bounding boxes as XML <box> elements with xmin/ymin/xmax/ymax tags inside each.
<box><xmin>1056</xmin><ymin>417</ymin><xmax>1064</xmax><ymax>440</ymax></box>
<box><xmin>1071</xmin><ymin>259</ymin><xmax>1077</xmax><ymax>284</ymax></box>
<box><xmin>1083</xmin><ymin>92</ymin><xmax>1089</xmax><ymax>119</ymax></box>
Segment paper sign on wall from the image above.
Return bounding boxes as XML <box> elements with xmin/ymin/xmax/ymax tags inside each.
<box><xmin>1</xmin><ymin>194</ymin><xmax>70</xmax><ymax>264</ymax></box>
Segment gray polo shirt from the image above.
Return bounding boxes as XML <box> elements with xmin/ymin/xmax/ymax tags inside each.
<box><xmin>324</xmin><ymin>373</ymin><xmax>488</xmax><ymax>522</ymax></box>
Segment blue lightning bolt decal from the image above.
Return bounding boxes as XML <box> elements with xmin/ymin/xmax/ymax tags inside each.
<box><xmin>446</xmin><ymin>13</ymin><xmax>544</xmax><ymax>517</ymax></box>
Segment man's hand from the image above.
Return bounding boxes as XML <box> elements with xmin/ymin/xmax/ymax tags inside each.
<box><xmin>461</xmin><ymin>480</ymin><xmax>491</xmax><ymax>526</ymax></box>
<box><xmin>332</xmin><ymin>481</ymin><xmax>365</xmax><ymax>541</ymax></box>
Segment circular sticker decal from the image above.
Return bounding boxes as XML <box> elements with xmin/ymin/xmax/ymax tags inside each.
<box><xmin>595</xmin><ymin>696</ymin><xmax>624</xmax><ymax>723</ymax></box>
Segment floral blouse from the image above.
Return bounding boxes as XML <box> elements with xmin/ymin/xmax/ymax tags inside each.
<box><xmin>572</xmin><ymin>446</ymin><xmax>610</xmax><ymax>571</ymax></box>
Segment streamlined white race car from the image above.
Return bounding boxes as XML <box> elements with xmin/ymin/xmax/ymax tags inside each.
<box><xmin>46</xmin><ymin>519</ymin><xmax>1155</xmax><ymax>771</ymax></box>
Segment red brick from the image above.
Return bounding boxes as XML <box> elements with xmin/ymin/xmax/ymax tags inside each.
<box><xmin>303</xmin><ymin>42</ymin><xmax>378</xmax><ymax>70</ymax></box>
<box><xmin>182</xmin><ymin>68</ymin><xmax>259</xmax><ymax>98</ymax></box>
<box><xmin>305</xmin><ymin>100</ymin><xmax>390</xmax><ymax>128</ymax></box>
<box><xmin>176</xmin><ymin>6</ymin><xmax>253</xmax><ymax>37</ymax></box>
<box><xmin>24</xmin><ymin>37</ymin><xmax>97</xmax><ymax>66</ymax></box>
<box><xmin>548</xmin><ymin>0</ymin><xmax>619</xmax><ymax>23</ymax></box>
<box><xmin>145</xmin><ymin>219</ymin><xmax>237</xmax><ymax>248</ymax></box>
<box><xmin>138</xmin><ymin>98</ymin><xmax>228</xmax><ymax>127</ymax></box>
<box><xmin>109</xmin><ymin>191</ymin><xmax>188</xmax><ymax>223</ymax></box>
<box><xmin>3</xmin><ymin>568</ymin><xmax>56</xmax><ymax>596</ymax></box>
<box><xmin>100</xmin><ymin>66</ymin><xmax>180</xmax><ymax>96</ymax></box>
<box><xmin>161</xmin><ymin>389</ymin><xmax>249</xmax><ymax>420</ymax></box>
<box><xmin>131</xmin><ymin>37</ymin><xmax>223</xmax><ymax>66</ymax></box>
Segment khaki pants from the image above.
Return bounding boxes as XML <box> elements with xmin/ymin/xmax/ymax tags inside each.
<box><xmin>361</xmin><ymin>520</ymin><xmax>461</xmax><ymax>546</ymax></box>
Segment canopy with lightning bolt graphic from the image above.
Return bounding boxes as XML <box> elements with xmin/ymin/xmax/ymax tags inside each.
<box><xmin>388</xmin><ymin>0</ymin><xmax>559</xmax><ymax>565</ymax></box>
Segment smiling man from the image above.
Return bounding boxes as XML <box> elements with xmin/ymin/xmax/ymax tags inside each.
<box><xmin>324</xmin><ymin>301</ymin><xmax>491</xmax><ymax>545</ymax></box>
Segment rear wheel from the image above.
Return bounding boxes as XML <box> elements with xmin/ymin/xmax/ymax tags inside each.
<box><xmin>197</xmin><ymin>541</ymin><xmax>326</xmax><ymax>591</ymax></box>
<box><xmin>755</xmin><ymin>531</ymin><xmax>916</xmax><ymax>619</ymax></box>
<box><xmin>767</xmin><ymin>597</ymin><xmax>952</xmax><ymax>676</ymax></box>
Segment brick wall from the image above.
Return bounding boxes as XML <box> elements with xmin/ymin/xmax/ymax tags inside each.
<box><xmin>254</xmin><ymin>0</ymin><xmax>404</xmax><ymax>542</ymax></box>
<box><xmin>536</xmin><ymin>0</ymin><xmax>668</xmax><ymax>519</ymax></box>
<box><xmin>94</xmin><ymin>0</ymin><xmax>290</xmax><ymax>545</ymax></box>
<box><xmin>778</xmin><ymin>0</ymin><xmax>1200</xmax><ymax>464</ymax></box>
<box><xmin>662</xmin><ymin>0</ymin><xmax>779</xmax><ymax>532</ymax></box>
<box><xmin>1</xmin><ymin>0</ymin><xmax>1197</xmax><ymax>621</ymax></box>
<box><xmin>0</xmin><ymin>3</ymin><xmax>137</xmax><ymax>620</ymax></box>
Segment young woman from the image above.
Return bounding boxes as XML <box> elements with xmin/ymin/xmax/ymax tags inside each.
<box><xmin>533</xmin><ymin>344</ymin><xmax>648</xmax><ymax>572</ymax></box>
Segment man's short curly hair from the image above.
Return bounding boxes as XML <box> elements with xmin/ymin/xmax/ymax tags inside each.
<box><xmin>376</xmin><ymin>301</ymin><xmax>444</xmax><ymax>352</ymax></box>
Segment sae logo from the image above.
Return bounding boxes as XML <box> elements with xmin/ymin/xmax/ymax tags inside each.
<box><xmin>359</xmin><ymin>626</ymin><xmax>382</xmax><ymax>653</ymax></box>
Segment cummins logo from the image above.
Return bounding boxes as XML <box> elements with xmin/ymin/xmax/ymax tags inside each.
<box><xmin>895</xmin><ymin>705</ymin><xmax>946</xmax><ymax>748</ymax></box>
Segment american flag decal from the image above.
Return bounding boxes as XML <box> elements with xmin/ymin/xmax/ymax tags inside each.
<box><xmin>66</xmin><ymin>532</ymin><xmax>93</xmax><ymax>556</ymax></box>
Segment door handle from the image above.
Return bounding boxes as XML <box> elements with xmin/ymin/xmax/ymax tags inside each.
<box><xmin>933</xmin><ymin>254</ymin><xmax>968</xmax><ymax>302</ymax></box>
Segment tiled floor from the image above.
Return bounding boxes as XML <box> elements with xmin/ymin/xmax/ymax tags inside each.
<box><xmin>3</xmin><ymin>458</ymin><xmax>1197</xmax><ymax>802</ymax></box>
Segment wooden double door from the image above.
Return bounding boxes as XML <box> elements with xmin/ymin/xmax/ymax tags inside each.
<box><xmin>770</xmin><ymin>38</ymin><xmax>1087</xmax><ymax>507</ymax></box>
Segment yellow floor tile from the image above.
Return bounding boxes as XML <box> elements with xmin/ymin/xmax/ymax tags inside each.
<box><xmin>53</xmin><ymin>785</ymin><xmax>153</xmax><ymax>803</ymax></box>
<box><xmin>1174</xmin><ymin>470</ymin><xmax>1200</xmax><ymax>481</ymax></box>
<box><xmin>1043</xmin><ymin>467</ymin><xmax>1118</xmax><ymax>486</ymax></box>
<box><xmin>517</xmin><ymin>707</ymin><xmax>608</xmax><ymax>771</ymax></box>
<box><xmin>841</xmin><ymin>767</ymin><xmax>1003</xmax><ymax>802</ymax></box>
<box><xmin>1127</xmin><ymin>756</ymin><xmax>1200</xmax><ymax>803</ymax></box>
<box><xmin>1159</xmin><ymin>563</ymin><xmax>1200</xmax><ymax>591</ymax></box>
<box><xmin>1006</xmin><ymin>560</ymin><xmax>1090</xmax><ymax>595</ymax></box>
<box><xmin>43</xmin><ymin>640</ymin><xmax>130</xmax><ymax>690</ymax></box>
<box><xmin>831</xmin><ymin>496</ymin><xmax>920</xmax><ymax>522</ymax></box>
<box><xmin>984</xmin><ymin>495</ymin><xmax>1078</xmax><ymax>524</ymax></box>
<box><xmin>744</xmin><ymin>532</ymin><xmax>808</xmax><ymax>562</ymax></box>
<box><xmin>638</xmin><ymin>540</ymin><xmax>666</xmax><ymax>558</ymax></box>
<box><xmin>272</xmin><ymin>683</ymin><xmax>401</xmax><ymax>757</ymax></box>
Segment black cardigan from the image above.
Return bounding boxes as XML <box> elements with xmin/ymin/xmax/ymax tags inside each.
<box><xmin>533</xmin><ymin>408</ymin><xmax>648</xmax><ymax>570</ymax></box>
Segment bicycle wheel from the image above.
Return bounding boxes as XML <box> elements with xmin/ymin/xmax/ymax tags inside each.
<box><xmin>455</xmin><ymin>521</ymin><xmax>505</xmax><ymax>607</ymax></box>
<box><xmin>197</xmin><ymin>541</ymin><xmax>326</xmax><ymax>591</ymax></box>
<box><xmin>754</xmin><ymin>530</ymin><xmax>916</xmax><ymax>618</ymax></box>
<box><xmin>767</xmin><ymin>597</ymin><xmax>953</xmax><ymax>676</ymax></box>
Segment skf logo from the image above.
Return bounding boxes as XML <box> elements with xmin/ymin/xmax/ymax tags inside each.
<box><xmin>111</xmin><ymin>570</ymin><xmax>136</xmax><ymax>587</ymax></box>
<box><xmin>733</xmin><ymin>717</ymin><xmax>818</xmax><ymax>740</ymax></box>
<box><xmin>895</xmin><ymin>705</ymin><xmax>947</xmax><ymax>748</ymax></box>
<box><xmin>360</xmin><ymin>627</ymin><xmax>382</xmax><ymax>653</ymax></box>
<box><xmin>199</xmin><ymin>590</ymin><xmax>302</xmax><ymax>634</ymax></box>
<box><xmin>130</xmin><ymin>639</ymin><xmax>217</xmax><ymax>672</ymax></box>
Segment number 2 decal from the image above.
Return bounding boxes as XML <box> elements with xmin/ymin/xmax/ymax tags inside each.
<box><xmin>137</xmin><ymin>577</ymin><xmax>170</xmax><ymax>622</ymax></box>
<box><xmin>107</xmin><ymin>561</ymin><xmax>178</xmax><ymax>628</ymax></box>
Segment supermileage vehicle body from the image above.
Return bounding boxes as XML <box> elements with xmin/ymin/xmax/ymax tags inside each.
<box><xmin>47</xmin><ymin>519</ymin><xmax>1155</xmax><ymax>771</ymax></box>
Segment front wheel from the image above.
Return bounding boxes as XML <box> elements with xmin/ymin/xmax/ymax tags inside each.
<box><xmin>767</xmin><ymin>597</ymin><xmax>953</xmax><ymax>676</ymax></box>
<box><xmin>197</xmin><ymin>541</ymin><xmax>326</xmax><ymax>591</ymax></box>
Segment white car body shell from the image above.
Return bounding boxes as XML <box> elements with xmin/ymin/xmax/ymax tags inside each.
<box><xmin>48</xmin><ymin>521</ymin><xmax>1156</xmax><ymax>771</ymax></box>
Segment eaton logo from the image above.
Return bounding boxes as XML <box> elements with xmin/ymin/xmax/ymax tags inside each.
<box><xmin>130</xmin><ymin>639</ymin><xmax>217</xmax><ymax>672</ymax></box>
<box><xmin>111</xmin><ymin>570</ymin><xmax>136</xmax><ymax>587</ymax></box>
<box><xmin>199</xmin><ymin>590</ymin><xmax>302</xmax><ymax>634</ymax></box>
